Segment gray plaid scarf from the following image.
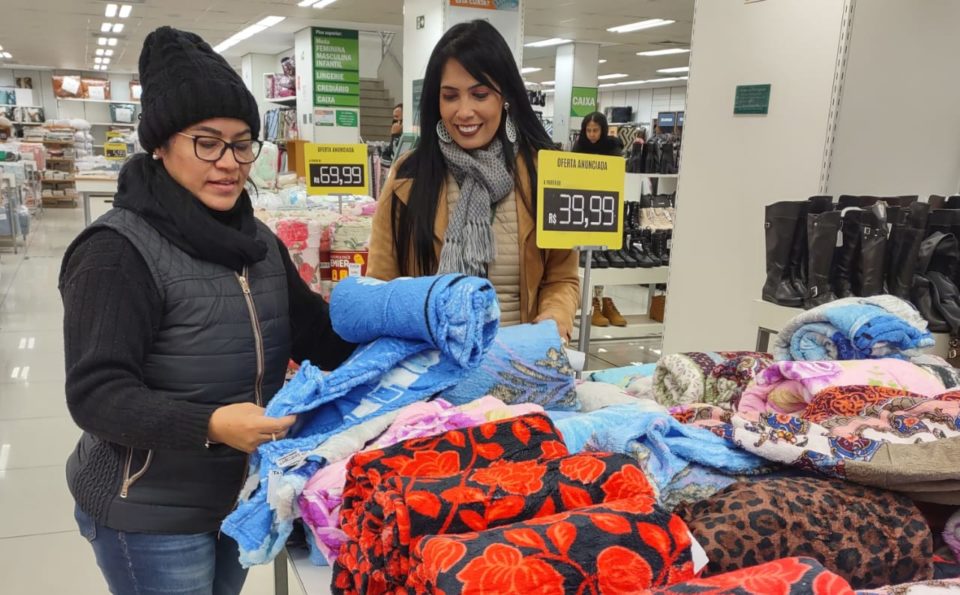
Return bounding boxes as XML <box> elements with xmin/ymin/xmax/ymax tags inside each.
<box><xmin>437</xmin><ymin>137</ymin><xmax>516</xmax><ymax>277</ymax></box>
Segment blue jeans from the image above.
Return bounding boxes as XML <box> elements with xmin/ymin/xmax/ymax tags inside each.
<box><xmin>75</xmin><ymin>505</ymin><xmax>248</xmax><ymax>595</ymax></box>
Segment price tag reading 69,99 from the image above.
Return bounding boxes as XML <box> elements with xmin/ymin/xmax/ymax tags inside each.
<box><xmin>536</xmin><ymin>150</ymin><xmax>626</xmax><ymax>250</ymax></box>
<box><xmin>304</xmin><ymin>143</ymin><xmax>369</xmax><ymax>196</ymax></box>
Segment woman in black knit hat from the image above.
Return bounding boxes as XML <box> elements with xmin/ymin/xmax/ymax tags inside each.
<box><xmin>59</xmin><ymin>27</ymin><xmax>356</xmax><ymax>594</ymax></box>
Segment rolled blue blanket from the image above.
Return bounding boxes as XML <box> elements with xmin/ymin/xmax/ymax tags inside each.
<box><xmin>222</xmin><ymin>274</ymin><xmax>500</xmax><ymax>566</ymax></box>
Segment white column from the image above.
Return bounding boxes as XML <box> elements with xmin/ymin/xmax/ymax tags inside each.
<box><xmin>241</xmin><ymin>53</ymin><xmax>280</xmax><ymax>141</ymax></box>
<box><xmin>662</xmin><ymin>0</ymin><xmax>849</xmax><ymax>353</ymax></box>
<box><xmin>551</xmin><ymin>42</ymin><xmax>599</xmax><ymax>146</ymax></box>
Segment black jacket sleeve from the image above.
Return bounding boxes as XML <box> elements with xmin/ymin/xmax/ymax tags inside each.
<box><xmin>275</xmin><ymin>237</ymin><xmax>357</xmax><ymax>370</ymax></box>
<box><xmin>60</xmin><ymin>229</ymin><xmax>219</xmax><ymax>451</ymax></box>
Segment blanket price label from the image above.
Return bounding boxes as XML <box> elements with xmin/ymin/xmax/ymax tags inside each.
<box><xmin>304</xmin><ymin>143</ymin><xmax>368</xmax><ymax>196</ymax></box>
<box><xmin>536</xmin><ymin>150</ymin><xmax>625</xmax><ymax>249</ymax></box>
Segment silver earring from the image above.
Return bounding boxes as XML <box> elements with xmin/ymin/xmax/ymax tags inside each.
<box><xmin>436</xmin><ymin>121</ymin><xmax>453</xmax><ymax>143</ymax></box>
<box><xmin>505</xmin><ymin>115</ymin><xmax>518</xmax><ymax>144</ymax></box>
<box><xmin>152</xmin><ymin>153</ymin><xmax>161</xmax><ymax>160</ymax></box>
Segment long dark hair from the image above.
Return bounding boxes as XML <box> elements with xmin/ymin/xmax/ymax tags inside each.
<box><xmin>573</xmin><ymin>111</ymin><xmax>619</xmax><ymax>156</ymax></box>
<box><xmin>394</xmin><ymin>20</ymin><xmax>554</xmax><ymax>276</ymax></box>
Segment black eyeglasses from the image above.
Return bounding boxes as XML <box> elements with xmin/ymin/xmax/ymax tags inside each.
<box><xmin>176</xmin><ymin>133</ymin><xmax>263</xmax><ymax>164</ymax></box>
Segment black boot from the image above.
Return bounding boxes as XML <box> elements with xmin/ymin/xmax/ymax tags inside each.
<box><xmin>618</xmin><ymin>248</ymin><xmax>640</xmax><ymax>268</ymax></box>
<box><xmin>592</xmin><ymin>250</ymin><xmax>610</xmax><ymax>269</ymax></box>
<box><xmin>627</xmin><ymin>231</ymin><xmax>656</xmax><ymax>268</ymax></box>
<box><xmin>948</xmin><ymin>196</ymin><xmax>960</xmax><ymax>209</ymax></box>
<box><xmin>832</xmin><ymin>208</ymin><xmax>862</xmax><ymax>299</ymax></box>
<box><xmin>605</xmin><ymin>250</ymin><xmax>627</xmax><ymax>268</ymax></box>
<box><xmin>804</xmin><ymin>209</ymin><xmax>841</xmax><ymax>309</ymax></box>
<box><xmin>656</xmin><ymin>230</ymin><xmax>671</xmax><ymax>265</ymax></box>
<box><xmin>642</xmin><ymin>229</ymin><xmax>662</xmax><ymax>267</ymax></box>
<box><xmin>887</xmin><ymin>202</ymin><xmax>929</xmax><ymax>299</ymax></box>
<box><xmin>854</xmin><ymin>203</ymin><xmax>888</xmax><ymax>297</ymax></box>
<box><xmin>929</xmin><ymin>195</ymin><xmax>947</xmax><ymax>210</ymax></box>
<box><xmin>763</xmin><ymin>201</ymin><xmax>806</xmax><ymax>307</ymax></box>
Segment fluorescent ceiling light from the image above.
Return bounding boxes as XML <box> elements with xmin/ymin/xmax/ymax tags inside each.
<box><xmin>598</xmin><ymin>59</ymin><xmax>607</xmax><ymax>64</ymax></box>
<box><xmin>113</xmin><ymin>23</ymin><xmax>124</xmax><ymax>33</ymax></box>
<box><xmin>616</xmin><ymin>77</ymin><xmax>684</xmax><ymax>86</ymax></box>
<box><xmin>101</xmin><ymin>22</ymin><xmax>112</xmax><ymax>33</ymax></box>
<box><xmin>598</xmin><ymin>83</ymin><xmax>619</xmax><ymax>88</ymax></box>
<box><xmin>543</xmin><ymin>89</ymin><xmax>554</xmax><ymax>94</ymax></box>
<box><xmin>608</xmin><ymin>19</ymin><xmax>674</xmax><ymax>34</ymax></box>
<box><xmin>95</xmin><ymin>57</ymin><xmax>103</xmax><ymax>64</ymax></box>
<box><xmin>637</xmin><ymin>48</ymin><xmax>690</xmax><ymax>57</ymax></box>
<box><xmin>298</xmin><ymin>0</ymin><xmax>316</xmax><ymax>5</ymax></box>
<box><xmin>103</xmin><ymin>58</ymin><xmax>111</xmax><ymax>64</ymax></box>
<box><xmin>213</xmin><ymin>16</ymin><xmax>286</xmax><ymax>53</ymax></box>
<box><xmin>105</xmin><ymin>49</ymin><xmax>114</xmax><ymax>56</ymax></box>
<box><xmin>1</xmin><ymin>52</ymin><xmax>11</xmax><ymax>59</ymax></box>
<box><xmin>107</xmin><ymin>38</ymin><xmax>118</xmax><ymax>46</ymax></box>
<box><xmin>118</xmin><ymin>4</ymin><xmax>132</xmax><ymax>18</ymax></box>
<box><xmin>313</xmin><ymin>0</ymin><xmax>338</xmax><ymax>7</ymax></box>
<box><xmin>524</xmin><ymin>38</ymin><xmax>571</xmax><ymax>48</ymax></box>
<box><xmin>657</xmin><ymin>66</ymin><xmax>689</xmax><ymax>74</ymax></box>
<box><xmin>520</xmin><ymin>67</ymin><xmax>541</xmax><ymax>74</ymax></box>
<box><xmin>597</xmin><ymin>73</ymin><xmax>628</xmax><ymax>80</ymax></box>
<box><xmin>542</xmin><ymin>81</ymin><xmax>555</xmax><ymax>85</ymax></box>
<box><xmin>95</xmin><ymin>49</ymin><xmax>104</xmax><ymax>56</ymax></box>
<box><xmin>98</xmin><ymin>37</ymin><xmax>108</xmax><ymax>46</ymax></box>
<box><xmin>105</xmin><ymin>3</ymin><xmax>118</xmax><ymax>17</ymax></box>
<box><xmin>0</xmin><ymin>46</ymin><xmax>3</xmax><ymax>51</ymax></box>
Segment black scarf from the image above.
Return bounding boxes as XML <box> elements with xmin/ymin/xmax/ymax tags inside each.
<box><xmin>113</xmin><ymin>154</ymin><xmax>267</xmax><ymax>271</ymax></box>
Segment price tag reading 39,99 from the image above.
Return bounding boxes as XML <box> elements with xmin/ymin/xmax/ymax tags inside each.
<box><xmin>304</xmin><ymin>143</ymin><xmax>369</xmax><ymax>196</ymax></box>
<box><xmin>536</xmin><ymin>150</ymin><xmax>626</xmax><ymax>250</ymax></box>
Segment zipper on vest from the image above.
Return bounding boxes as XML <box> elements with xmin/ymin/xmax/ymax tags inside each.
<box><xmin>119</xmin><ymin>448</ymin><xmax>154</xmax><ymax>498</ymax></box>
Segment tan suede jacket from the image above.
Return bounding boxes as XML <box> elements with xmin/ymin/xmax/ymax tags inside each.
<box><xmin>367</xmin><ymin>155</ymin><xmax>580</xmax><ymax>337</ymax></box>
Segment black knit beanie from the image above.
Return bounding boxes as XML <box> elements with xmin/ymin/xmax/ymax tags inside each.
<box><xmin>137</xmin><ymin>26</ymin><xmax>260</xmax><ymax>153</ymax></box>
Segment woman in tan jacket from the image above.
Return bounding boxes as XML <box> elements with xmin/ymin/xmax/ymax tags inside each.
<box><xmin>367</xmin><ymin>20</ymin><xmax>579</xmax><ymax>340</ymax></box>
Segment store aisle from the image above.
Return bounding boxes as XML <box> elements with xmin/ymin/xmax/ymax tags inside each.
<box><xmin>0</xmin><ymin>209</ymin><xmax>305</xmax><ymax>594</ymax></box>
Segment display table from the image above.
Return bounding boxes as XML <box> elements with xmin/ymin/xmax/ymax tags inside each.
<box><xmin>752</xmin><ymin>299</ymin><xmax>951</xmax><ymax>357</ymax></box>
<box><xmin>573</xmin><ymin>266</ymin><xmax>668</xmax><ymax>346</ymax></box>
<box><xmin>275</xmin><ymin>547</ymin><xmax>333</xmax><ymax>595</ymax></box>
<box><xmin>75</xmin><ymin>175</ymin><xmax>118</xmax><ymax>226</ymax></box>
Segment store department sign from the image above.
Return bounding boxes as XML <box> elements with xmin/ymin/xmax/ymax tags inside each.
<box><xmin>304</xmin><ymin>143</ymin><xmax>368</xmax><ymax>196</ymax></box>
<box><xmin>448</xmin><ymin>0</ymin><xmax>519</xmax><ymax>10</ymax></box>
<box><xmin>570</xmin><ymin>86</ymin><xmax>599</xmax><ymax>118</ymax></box>
<box><xmin>312</xmin><ymin>28</ymin><xmax>360</xmax><ymax>108</ymax></box>
<box><xmin>536</xmin><ymin>149</ymin><xmax>626</xmax><ymax>250</ymax></box>
<box><xmin>734</xmin><ymin>84</ymin><xmax>771</xmax><ymax>115</ymax></box>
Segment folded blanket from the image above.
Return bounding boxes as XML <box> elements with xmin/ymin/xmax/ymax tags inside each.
<box><xmin>653</xmin><ymin>351</ymin><xmax>774</xmax><ymax>408</ymax></box>
<box><xmin>441</xmin><ymin>321</ymin><xmax>579</xmax><ymax>410</ymax></box>
<box><xmin>674</xmin><ymin>400</ymin><xmax>960</xmax><ymax>504</ymax></box>
<box><xmin>738</xmin><ymin>359</ymin><xmax>946</xmax><ymax>415</ymax></box>
<box><xmin>676</xmin><ymin>477</ymin><xmax>933</xmax><ymax>589</ymax></box>
<box><xmin>354</xmin><ymin>452</ymin><xmax>654</xmax><ymax>594</ymax></box>
<box><xmin>590</xmin><ymin>363</ymin><xmax>658</xmax><ymax>388</ymax></box>
<box><xmin>576</xmin><ymin>381</ymin><xmax>663</xmax><ymax>412</ymax></box>
<box><xmin>772</xmin><ymin>295</ymin><xmax>934</xmax><ymax>362</ymax></box>
<box><xmin>407</xmin><ymin>495</ymin><xmax>695</xmax><ymax>594</ymax></box>
<box><xmin>298</xmin><ymin>397</ymin><xmax>543</xmax><ymax>565</ymax></box>
<box><xmin>222</xmin><ymin>274</ymin><xmax>499</xmax><ymax>566</ymax></box>
<box><xmin>645</xmin><ymin>557</ymin><xmax>855</xmax><ymax>595</ymax></box>
<box><xmin>553</xmin><ymin>404</ymin><xmax>766</xmax><ymax>494</ymax></box>
<box><xmin>946</xmin><ymin>509</ymin><xmax>960</xmax><ymax>566</ymax></box>
<box><xmin>333</xmin><ymin>413</ymin><xmax>568</xmax><ymax>594</ymax></box>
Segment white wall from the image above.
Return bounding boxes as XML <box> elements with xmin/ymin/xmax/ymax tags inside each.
<box><xmin>827</xmin><ymin>0</ymin><xmax>960</xmax><ymax>197</ymax></box>
<box><xmin>662</xmin><ymin>0</ymin><xmax>848</xmax><ymax>353</ymax></box>
<box><xmin>359</xmin><ymin>31</ymin><xmax>383</xmax><ymax>80</ymax></box>
<box><xmin>542</xmin><ymin>84</ymin><xmax>687</xmax><ymax>126</ymax></box>
<box><xmin>403</xmin><ymin>0</ymin><xmax>445</xmax><ymax>133</ymax></box>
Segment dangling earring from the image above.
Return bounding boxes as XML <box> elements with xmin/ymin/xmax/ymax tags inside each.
<box><xmin>505</xmin><ymin>114</ymin><xmax>518</xmax><ymax>144</ymax></box>
<box><xmin>436</xmin><ymin>121</ymin><xmax>453</xmax><ymax>143</ymax></box>
<box><xmin>152</xmin><ymin>153</ymin><xmax>161</xmax><ymax>160</ymax></box>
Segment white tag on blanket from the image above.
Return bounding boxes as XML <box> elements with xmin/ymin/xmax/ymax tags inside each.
<box><xmin>689</xmin><ymin>531</ymin><xmax>709</xmax><ymax>573</ymax></box>
<box><xmin>266</xmin><ymin>469</ymin><xmax>283</xmax><ymax>510</ymax></box>
<box><xmin>347</xmin><ymin>263</ymin><xmax>362</xmax><ymax>277</ymax></box>
<box><xmin>277</xmin><ymin>450</ymin><xmax>306</xmax><ymax>469</ymax></box>
<box><xmin>564</xmin><ymin>348</ymin><xmax>586</xmax><ymax>372</ymax></box>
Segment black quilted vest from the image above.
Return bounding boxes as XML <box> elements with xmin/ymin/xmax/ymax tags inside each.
<box><xmin>65</xmin><ymin>208</ymin><xmax>290</xmax><ymax>533</ymax></box>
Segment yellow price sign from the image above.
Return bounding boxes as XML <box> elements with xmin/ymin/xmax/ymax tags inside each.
<box><xmin>304</xmin><ymin>143</ymin><xmax>368</xmax><ymax>196</ymax></box>
<box><xmin>536</xmin><ymin>150</ymin><xmax>626</xmax><ymax>250</ymax></box>
<box><xmin>103</xmin><ymin>141</ymin><xmax>128</xmax><ymax>161</ymax></box>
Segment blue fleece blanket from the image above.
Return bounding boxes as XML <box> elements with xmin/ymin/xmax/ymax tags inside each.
<box><xmin>552</xmin><ymin>404</ymin><xmax>765</xmax><ymax>493</ymax></box>
<box><xmin>773</xmin><ymin>295</ymin><xmax>934</xmax><ymax>362</ymax></box>
<box><xmin>221</xmin><ymin>274</ymin><xmax>499</xmax><ymax>566</ymax></box>
<box><xmin>441</xmin><ymin>320</ymin><xmax>580</xmax><ymax>410</ymax></box>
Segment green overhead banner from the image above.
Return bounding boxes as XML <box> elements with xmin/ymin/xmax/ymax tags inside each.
<box><xmin>312</xmin><ymin>27</ymin><xmax>360</xmax><ymax>108</ymax></box>
<box><xmin>570</xmin><ymin>86</ymin><xmax>598</xmax><ymax>117</ymax></box>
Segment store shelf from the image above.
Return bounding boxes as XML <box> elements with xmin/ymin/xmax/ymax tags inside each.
<box><xmin>264</xmin><ymin>96</ymin><xmax>298</xmax><ymax>106</ymax></box>
<box><xmin>56</xmin><ymin>98</ymin><xmax>140</xmax><ymax>104</ymax></box>
<box><xmin>573</xmin><ymin>314</ymin><xmax>664</xmax><ymax>341</ymax></box>
<box><xmin>46</xmin><ymin>158</ymin><xmax>76</xmax><ymax>163</ymax></box>
<box><xmin>42</xmin><ymin>178</ymin><xmax>76</xmax><ymax>183</ymax></box>
<box><xmin>12</xmin><ymin>122</ymin><xmax>43</xmax><ymax>126</ymax></box>
<box><xmin>0</xmin><ymin>104</ymin><xmax>43</xmax><ymax>108</ymax></box>
<box><xmin>88</xmin><ymin>122</ymin><xmax>136</xmax><ymax>128</ymax></box>
<box><xmin>579</xmin><ymin>266</ymin><xmax>669</xmax><ymax>287</ymax></box>
<box><xmin>43</xmin><ymin>140</ymin><xmax>74</xmax><ymax>145</ymax></box>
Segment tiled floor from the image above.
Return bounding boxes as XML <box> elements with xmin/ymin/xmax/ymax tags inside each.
<box><xmin>0</xmin><ymin>208</ymin><xmax>308</xmax><ymax>595</ymax></box>
<box><xmin>0</xmin><ymin>208</ymin><xmax>660</xmax><ymax>594</ymax></box>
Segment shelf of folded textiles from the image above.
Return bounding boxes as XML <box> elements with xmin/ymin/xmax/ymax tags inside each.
<box><xmin>572</xmin><ymin>313</ymin><xmax>664</xmax><ymax>341</ymax></box>
<box><xmin>12</xmin><ymin>121</ymin><xmax>43</xmax><ymax>126</ymax></box>
<box><xmin>42</xmin><ymin>178</ymin><xmax>76</xmax><ymax>183</ymax></box>
<box><xmin>89</xmin><ymin>122</ymin><xmax>136</xmax><ymax>128</ymax></box>
<box><xmin>265</xmin><ymin>95</ymin><xmax>298</xmax><ymax>106</ymax></box>
<box><xmin>578</xmin><ymin>266</ymin><xmax>669</xmax><ymax>287</ymax></box>
<box><xmin>56</xmin><ymin>98</ymin><xmax>140</xmax><ymax>104</ymax></box>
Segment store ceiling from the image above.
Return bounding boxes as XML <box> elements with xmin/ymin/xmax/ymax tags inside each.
<box><xmin>0</xmin><ymin>0</ymin><xmax>693</xmax><ymax>86</ymax></box>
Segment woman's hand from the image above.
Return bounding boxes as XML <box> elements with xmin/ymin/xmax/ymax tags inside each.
<box><xmin>207</xmin><ymin>403</ymin><xmax>296</xmax><ymax>454</ymax></box>
<box><xmin>534</xmin><ymin>312</ymin><xmax>572</xmax><ymax>345</ymax></box>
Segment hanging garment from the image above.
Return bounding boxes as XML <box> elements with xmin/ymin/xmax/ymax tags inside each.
<box><xmin>406</xmin><ymin>495</ymin><xmax>695</xmax><ymax>594</ymax></box>
<box><xmin>644</xmin><ymin>557</ymin><xmax>855</xmax><ymax>595</ymax></box>
<box><xmin>652</xmin><ymin>351</ymin><xmax>775</xmax><ymax>409</ymax></box>
<box><xmin>221</xmin><ymin>274</ymin><xmax>499</xmax><ymax>567</ymax></box>
<box><xmin>350</xmin><ymin>452</ymin><xmax>655</xmax><ymax>594</ymax></box>
<box><xmin>333</xmin><ymin>413</ymin><xmax>568</xmax><ymax>594</ymax></box>
<box><xmin>676</xmin><ymin>476</ymin><xmax>933</xmax><ymax>589</ymax></box>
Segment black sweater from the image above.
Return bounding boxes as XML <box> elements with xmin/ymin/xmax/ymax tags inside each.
<box><xmin>61</xmin><ymin>227</ymin><xmax>355</xmax><ymax>452</ymax></box>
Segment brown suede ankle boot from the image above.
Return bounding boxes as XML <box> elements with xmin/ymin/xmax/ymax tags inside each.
<box><xmin>591</xmin><ymin>297</ymin><xmax>610</xmax><ymax>327</ymax></box>
<box><xmin>602</xmin><ymin>297</ymin><xmax>627</xmax><ymax>327</ymax></box>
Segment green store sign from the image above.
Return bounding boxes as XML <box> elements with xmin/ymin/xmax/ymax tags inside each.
<box><xmin>570</xmin><ymin>86</ymin><xmax>598</xmax><ymax>117</ymax></box>
<box><xmin>312</xmin><ymin>27</ymin><xmax>360</xmax><ymax>109</ymax></box>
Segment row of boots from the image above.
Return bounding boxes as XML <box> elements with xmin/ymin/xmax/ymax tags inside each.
<box><xmin>762</xmin><ymin>195</ymin><xmax>960</xmax><ymax>324</ymax></box>
<box><xmin>579</xmin><ymin>229</ymin><xmax>671</xmax><ymax>269</ymax></box>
